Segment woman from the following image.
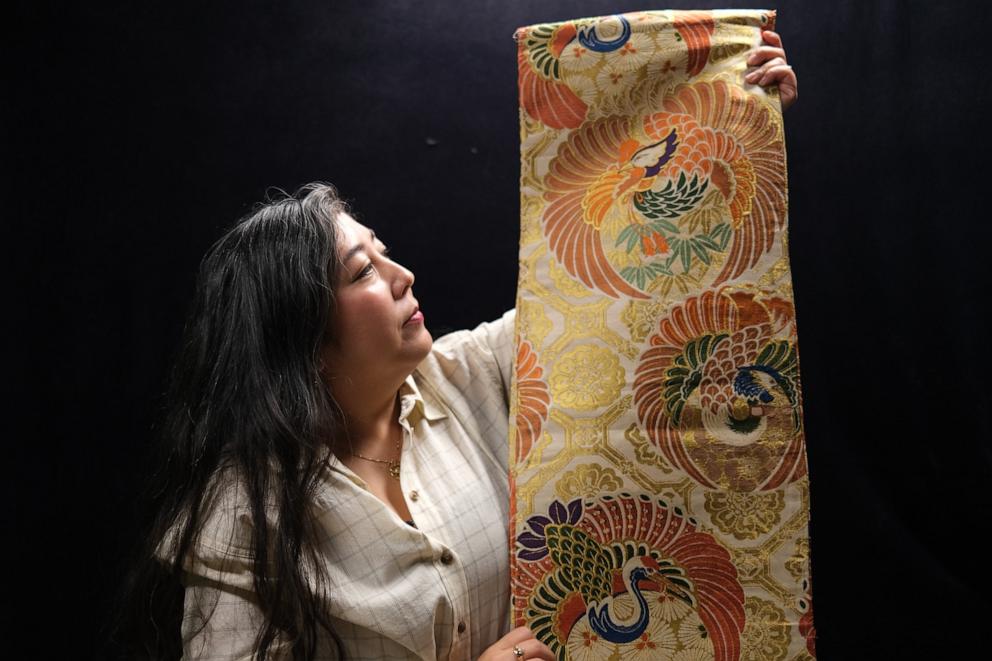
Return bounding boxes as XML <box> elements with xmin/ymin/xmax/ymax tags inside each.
<box><xmin>117</xmin><ymin>31</ymin><xmax>796</xmax><ymax>661</ymax></box>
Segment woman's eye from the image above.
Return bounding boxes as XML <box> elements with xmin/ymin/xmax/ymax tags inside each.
<box><xmin>357</xmin><ymin>263</ymin><xmax>375</xmax><ymax>279</ymax></box>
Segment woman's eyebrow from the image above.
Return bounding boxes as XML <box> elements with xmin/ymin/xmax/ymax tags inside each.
<box><xmin>341</xmin><ymin>243</ymin><xmax>365</xmax><ymax>264</ymax></box>
<box><xmin>341</xmin><ymin>228</ymin><xmax>378</xmax><ymax>265</ymax></box>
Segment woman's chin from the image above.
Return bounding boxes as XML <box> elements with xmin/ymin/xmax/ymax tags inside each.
<box><xmin>400</xmin><ymin>328</ymin><xmax>433</xmax><ymax>368</ymax></box>
<box><xmin>413</xmin><ymin>330</ymin><xmax>434</xmax><ymax>361</ymax></box>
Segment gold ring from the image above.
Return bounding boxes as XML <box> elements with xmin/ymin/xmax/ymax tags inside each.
<box><xmin>512</xmin><ymin>645</ymin><xmax>524</xmax><ymax>658</ymax></box>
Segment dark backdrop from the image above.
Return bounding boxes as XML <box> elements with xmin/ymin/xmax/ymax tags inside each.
<box><xmin>8</xmin><ymin>1</ymin><xmax>991</xmax><ymax>659</ymax></box>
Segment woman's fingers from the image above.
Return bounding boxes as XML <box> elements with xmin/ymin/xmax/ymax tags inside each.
<box><xmin>748</xmin><ymin>58</ymin><xmax>797</xmax><ymax>109</ymax></box>
<box><xmin>747</xmin><ymin>46</ymin><xmax>787</xmax><ymax>67</ymax></box>
<box><xmin>757</xmin><ymin>63</ymin><xmax>794</xmax><ymax>87</ymax></box>
<box><xmin>762</xmin><ymin>29</ymin><xmax>783</xmax><ymax>48</ymax></box>
<box><xmin>498</xmin><ymin>626</ymin><xmax>534</xmax><ymax>646</ymax></box>
<box><xmin>745</xmin><ymin>57</ymin><xmax>786</xmax><ymax>83</ymax></box>
<box><xmin>513</xmin><ymin>638</ymin><xmax>555</xmax><ymax>660</ymax></box>
<box><xmin>753</xmin><ymin>29</ymin><xmax>797</xmax><ymax>110</ymax></box>
<box><xmin>495</xmin><ymin>626</ymin><xmax>554</xmax><ymax>660</ymax></box>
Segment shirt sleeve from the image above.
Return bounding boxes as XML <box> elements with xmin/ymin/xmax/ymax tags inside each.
<box><xmin>412</xmin><ymin>309</ymin><xmax>516</xmax><ymax>475</ymax></box>
<box><xmin>163</xmin><ymin>478</ymin><xmax>296</xmax><ymax>660</ymax></box>
<box><xmin>179</xmin><ymin>575</ymin><xmax>279</xmax><ymax>661</ymax></box>
<box><xmin>427</xmin><ymin>309</ymin><xmax>516</xmax><ymax>408</ymax></box>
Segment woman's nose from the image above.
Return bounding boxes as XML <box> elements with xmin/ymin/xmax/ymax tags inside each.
<box><xmin>391</xmin><ymin>260</ymin><xmax>415</xmax><ymax>297</ymax></box>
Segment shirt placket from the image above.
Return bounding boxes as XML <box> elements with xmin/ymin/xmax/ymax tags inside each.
<box><xmin>398</xmin><ymin>397</ymin><xmax>473</xmax><ymax>661</ymax></box>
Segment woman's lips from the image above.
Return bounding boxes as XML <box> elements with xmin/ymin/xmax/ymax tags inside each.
<box><xmin>404</xmin><ymin>309</ymin><xmax>424</xmax><ymax>326</ymax></box>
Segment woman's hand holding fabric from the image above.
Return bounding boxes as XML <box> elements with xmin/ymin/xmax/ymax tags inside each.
<box><xmin>477</xmin><ymin>626</ymin><xmax>555</xmax><ymax>661</ymax></box>
<box><xmin>747</xmin><ymin>30</ymin><xmax>798</xmax><ymax>110</ymax></box>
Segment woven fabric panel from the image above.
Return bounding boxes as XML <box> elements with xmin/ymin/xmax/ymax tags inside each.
<box><xmin>509</xmin><ymin>10</ymin><xmax>815</xmax><ymax>660</ymax></box>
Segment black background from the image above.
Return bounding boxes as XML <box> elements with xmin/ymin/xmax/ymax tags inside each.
<box><xmin>7</xmin><ymin>1</ymin><xmax>991</xmax><ymax>659</ymax></box>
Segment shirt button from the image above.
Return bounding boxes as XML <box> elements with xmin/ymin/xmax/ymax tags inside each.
<box><xmin>440</xmin><ymin>550</ymin><xmax>454</xmax><ymax>565</ymax></box>
<box><xmin>457</xmin><ymin>621</ymin><xmax>466</xmax><ymax>634</ymax></box>
<box><xmin>409</xmin><ymin>490</ymin><xmax>419</xmax><ymax>502</ymax></box>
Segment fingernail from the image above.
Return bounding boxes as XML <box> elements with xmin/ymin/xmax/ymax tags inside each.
<box><xmin>745</xmin><ymin>71</ymin><xmax>758</xmax><ymax>82</ymax></box>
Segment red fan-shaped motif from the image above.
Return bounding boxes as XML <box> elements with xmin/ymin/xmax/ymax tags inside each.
<box><xmin>513</xmin><ymin>340</ymin><xmax>550</xmax><ymax>465</ymax></box>
<box><xmin>674</xmin><ymin>12</ymin><xmax>715</xmax><ymax>77</ymax></box>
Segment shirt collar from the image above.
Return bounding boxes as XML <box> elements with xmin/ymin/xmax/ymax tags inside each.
<box><xmin>324</xmin><ymin>452</ymin><xmax>367</xmax><ymax>489</ymax></box>
<box><xmin>322</xmin><ymin>376</ymin><xmax>446</xmax><ymax>487</ymax></box>
<box><xmin>398</xmin><ymin>374</ymin><xmax>448</xmax><ymax>424</ymax></box>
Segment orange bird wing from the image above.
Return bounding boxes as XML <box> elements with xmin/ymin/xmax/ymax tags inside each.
<box><xmin>517</xmin><ymin>24</ymin><xmax>587</xmax><ymax>130</ymax></box>
<box><xmin>674</xmin><ymin>12</ymin><xmax>716</xmax><ymax>78</ymax></box>
<box><xmin>661</xmin><ymin>80</ymin><xmax>787</xmax><ymax>285</ymax></box>
<box><xmin>543</xmin><ymin>117</ymin><xmax>649</xmax><ymax>299</ymax></box>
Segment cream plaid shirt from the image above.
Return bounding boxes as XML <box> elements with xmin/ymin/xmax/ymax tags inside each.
<box><xmin>178</xmin><ymin>311</ymin><xmax>516</xmax><ymax>660</ymax></box>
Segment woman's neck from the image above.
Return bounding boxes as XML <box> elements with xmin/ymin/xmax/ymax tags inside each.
<box><xmin>333</xmin><ymin>382</ymin><xmax>403</xmax><ymax>455</ymax></box>
<box><xmin>330</xmin><ymin>384</ymin><xmax>412</xmax><ymax>521</ymax></box>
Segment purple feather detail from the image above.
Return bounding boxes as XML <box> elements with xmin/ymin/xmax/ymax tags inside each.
<box><xmin>518</xmin><ymin>531</ymin><xmax>547</xmax><ymax>549</ymax></box>
<box><xmin>567</xmin><ymin>498</ymin><xmax>583</xmax><ymax>524</ymax></box>
<box><xmin>518</xmin><ymin>548</ymin><xmax>549</xmax><ymax>561</ymax></box>
<box><xmin>641</xmin><ymin>129</ymin><xmax>679</xmax><ymax>177</ymax></box>
<box><xmin>549</xmin><ymin>500</ymin><xmax>568</xmax><ymax>523</ymax></box>
<box><xmin>527</xmin><ymin>515</ymin><xmax>551</xmax><ymax>536</ymax></box>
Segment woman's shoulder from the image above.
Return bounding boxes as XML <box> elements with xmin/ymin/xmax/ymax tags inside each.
<box><xmin>156</xmin><ymin>467</ymin><xmax>264</xmax><ymax>582</ymax></box>
<box><xmin>196</xmin><ymin>468</ymin><xmax>259</xmax><ymax>557</ymax></box>
<box><xmin>409</xmin><ymin>310</ymin><xmax>517</xmax><ymax>438</ymax></box>
<box><xmin>429</xmin><ymin>309</ymin><xmax>515</xmax><ymax>371</ymax></box>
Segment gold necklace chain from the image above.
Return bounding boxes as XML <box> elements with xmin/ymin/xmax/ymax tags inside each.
<box><xmin>350</xmin><ymin>428</ymin><xmax>402</xmax><ymax>480</ymax></box>
<box><xmin>350</xmin><ymin>451</ymin><xmax>401</xmax><ymax>479</ymax></box>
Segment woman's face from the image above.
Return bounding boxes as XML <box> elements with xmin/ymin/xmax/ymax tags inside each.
<box><xmin>322</xmin><ymin>213</ymin><xmax>433</xmax><ymax>390</ymax></box>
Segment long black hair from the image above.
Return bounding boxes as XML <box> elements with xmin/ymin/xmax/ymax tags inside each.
<box><xmin>112</xmin><ymin>183</ymin><xmax>349</xmax><ymax>660</ymax></box>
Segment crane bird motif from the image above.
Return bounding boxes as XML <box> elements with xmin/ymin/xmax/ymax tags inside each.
<box><xmin>542</xmin><ymin>79</ymin><xmax>787</xmax><ymax>300</ymax></box>
<box><xmin>516</xmin><ymin>15</ymin><xmax>634</xmax><ymax>131</ymax></box>
<box><xmin>516</xmin><ymin>12</ymin><xmax>722</xmax><ymax>129</ymax></box>
<box><xmin>514</xmin><ymin>493</ymin><xmax>745</xmax><ymax>660</ymax></box>
<box><xmin>633</xmin><ymin>288</ymin><xmax>806</xmax><ymax>492</ymax></box>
